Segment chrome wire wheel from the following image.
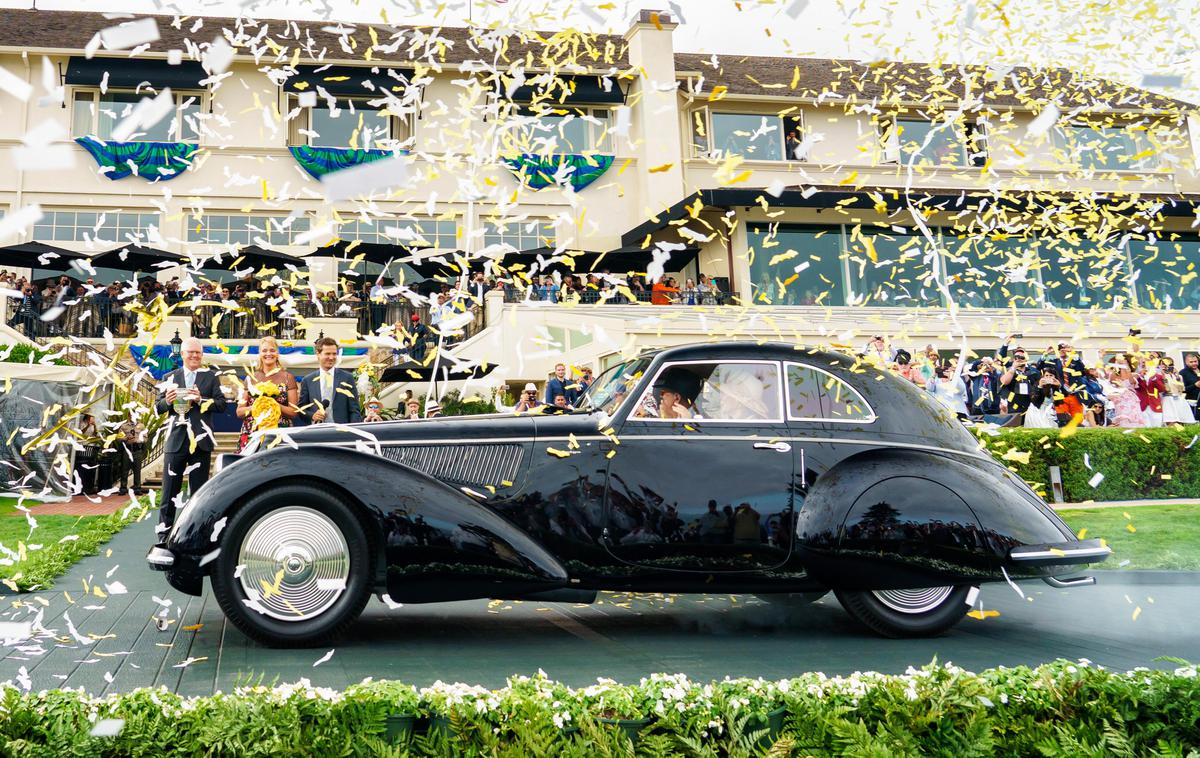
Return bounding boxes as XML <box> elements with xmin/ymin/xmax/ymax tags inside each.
<box><xmin>237</xmin><ymin>506</ymin><xmax>350</xmax><ymax>622</ymax></box>
<box><xmin>870</xmin><ymin>586</ymin><xmax>955</xmax><ymax>615</ymax></box>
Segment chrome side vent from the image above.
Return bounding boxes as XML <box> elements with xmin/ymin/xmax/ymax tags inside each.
<box><xmin>382</xmin><ymin>444</ymin><xmax>523</xmax><ymax>488</ymax></box>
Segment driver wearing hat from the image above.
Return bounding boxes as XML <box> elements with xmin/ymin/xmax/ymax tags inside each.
<box><xmin>649</xmin><ymin>367</ymin><xmax>702</xmax><ymax>419</ymax></box>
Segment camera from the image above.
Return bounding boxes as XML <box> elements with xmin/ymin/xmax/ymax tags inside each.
<box><xmin>1129</xmin><ymin>328</ymin><xmax>1142</xmax><ymax>337</ymax></box>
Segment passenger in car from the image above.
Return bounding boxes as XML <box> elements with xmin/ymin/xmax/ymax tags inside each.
<box><xmin>714</xmin><ymin>369</ymin><xmax>772</xmax><ymax>419</ymax></box>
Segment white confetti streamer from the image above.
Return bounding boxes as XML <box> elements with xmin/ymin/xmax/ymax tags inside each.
<box><xmin>312</xmin><ymin>649</ymin><xmax>335</xmax><ymax>667</ymax></box>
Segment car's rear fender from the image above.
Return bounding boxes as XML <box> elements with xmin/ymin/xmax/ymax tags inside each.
<box><xmin>168</xmin><ymin>446</ymin><xmax>569</xmax><ymax>601</ymax></box>
<box><xmin>794</xmin><ymin>448</ymin><xmax>1088</xmax><ymax>590</ymax></box>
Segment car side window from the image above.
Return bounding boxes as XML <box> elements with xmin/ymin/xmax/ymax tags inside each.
<box><xmin>787</xmin><ymin>363</ymin><xmax>875</xmax><ymax>422</ymax></box>
<box><xmin>632</xmin><ymin>361</ymin><xmax>782</xmax><ymax>422</ymax></box>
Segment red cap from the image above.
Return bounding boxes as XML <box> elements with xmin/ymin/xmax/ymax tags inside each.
<box><xmin>410</xmin><ymin>313</ymin><xmax>420</xmax><ymax>322</ymax></box>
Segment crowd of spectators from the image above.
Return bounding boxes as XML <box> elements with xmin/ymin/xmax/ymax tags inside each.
<box><xmin>524</xmin><ymin>272</ymin><xmax>727</xmax><ymax>305</ymax></box>
<box><xmin>862</xmin><ymin>334</ymin><xmax>1200</xmax><ymax>429</ymax></box>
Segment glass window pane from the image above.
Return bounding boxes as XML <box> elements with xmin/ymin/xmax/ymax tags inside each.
<box><xmin>1039</xmin><ymin>238</ymin><xmax>1132</xmax><ymax>309</ymax></box>
<box><xmin>694</xmin><ymin>363</ymin><xmax>781</xmax><ymax>420</ymax></box>
<box><xmin>1130</xmin><ymin>240</ymin><xmax>1200</xmax><ymax>310</ymax></box>
<box><xmin>847</xmin><ymin>231</ymin><xmax>943</xmax><ymax>307</ymax></box>
<box><xmin>896</xmin><ymin>119</ymin><xmax>964</xmax><ymax>167</ymax></box>
<box><xmin>822</xmin><ymin>373</ymin><xmax>872</xmax><ymax>421</ymax></box>
<box><xmin>943</xmin><ymin>236</ymin><xmax>1043</xmax><ymax>308</ymax></box>
<box><xmin>711</xmin><ymin>113</ymin><xmax>783</xmax><ymax>161</ymax></box>
<box><xmin>787</xmin><ymin>365</ymin><xmax>828</xmax><ymax>419</ymax></box>
<box><xmin>72</xmin><ymin>93</ymin><xmax>94</xmax><ymax>137</ymax></box>
<box><xmin>747</xmin><ymin>224</ymin><xmax>845</xmax><ymax>306</ymax></box>
<box><xmin>1057</xmin><ymin>126</ymin><xmax>1153</xmax><ymax>171</ymax></box>
<box><xmin>179</xmin><ymin>98</ymin><xmax>201</xmax><ymax>142</ymax></box>
<box><xmin>311</xmin><ymin>107</ymin><xmax>360</xmax><ymax>148</ymax></box>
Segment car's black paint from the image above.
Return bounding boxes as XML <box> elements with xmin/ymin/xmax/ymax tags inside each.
<box><xmin>161</xmin><ymin>342</ymin><xmax>1100</xmax><ymax>609</ymax></box>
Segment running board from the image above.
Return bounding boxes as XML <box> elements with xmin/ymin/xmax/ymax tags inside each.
<box><xmin>1042</xmin><ymin>575</ymin><xmax>1096</xmax><ymax>589</ymax></box>
<box><xmin>505</xmin><ymin>588</ymin><xmax>598</xmax><ymax>604</ymax></box>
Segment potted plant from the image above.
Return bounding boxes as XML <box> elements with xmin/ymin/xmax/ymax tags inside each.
<box><xmin>419</xmin><ymin>681</ymin><xmax>496</xmax><ymax>737</ymax></box>
<box><xmin>343</xmin><ymin>680</ymin><xmax>421</xmax><ymax>744</ymax></box>
<box><xmin>719</xmin><ymin>678</ymin><xmax>788</xmax><ymax>743</ymax></box>
<box><xmin>580</xmin><ymin>679</ymin><xmax>653</xmax><ymax>743</ymax></box>
<box><xmin>499</xmin><ymin>671</ymin><xmax>585</xmax><ymax>736</ymax></box>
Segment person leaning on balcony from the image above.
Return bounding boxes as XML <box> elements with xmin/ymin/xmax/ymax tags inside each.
<box><xmin>650</xmin><ymin>277</ymin><xmax>679</xmax><ymax>305</ymax></box>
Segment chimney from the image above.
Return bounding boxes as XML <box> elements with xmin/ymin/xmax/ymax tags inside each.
<box><xmin>624</xmin><ymin>10</ymin><xmax>685</xmax><ymax>219</ymax></box>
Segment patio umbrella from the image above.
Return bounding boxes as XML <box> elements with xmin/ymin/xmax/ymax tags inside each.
<box><xmin>88</xmin><ymin>244</ymin><xmax>186</xmax><ymax>272</ymax></box>
<box><xmin>0</xmin><ymin>242</ymin><xmax>88</xmax><ymax>271</ymax></box>
<box><xmin>380</xmin><ymin>359</ymin><xmax>498</xmax><ymax>383</ymax></box>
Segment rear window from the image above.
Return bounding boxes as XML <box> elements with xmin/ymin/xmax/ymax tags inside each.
<box><xmin>786</xmin><ymin>363</ymin><xmax>875</xmax><ymax>422</ymax></box>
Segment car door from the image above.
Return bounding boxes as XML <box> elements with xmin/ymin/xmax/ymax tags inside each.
<box><xmin>602</xmin><ymin>360</ymin><xmax>794</xmax><ymax>572</ymax></box>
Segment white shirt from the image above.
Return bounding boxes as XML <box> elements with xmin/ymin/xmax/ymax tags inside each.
<box><xmin>184</xmin><ymin>370</ymin><xmax>196</xmax><ymax>389</ymax></box>
<box><xmin>319</xmin><ymin>369</ymin><xmax>334</xmax><ymax>404</ymax></box>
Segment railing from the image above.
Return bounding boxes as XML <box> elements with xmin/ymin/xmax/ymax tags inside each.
<box><xmin>501</xmin><ymin>285</ymin><xmax>740</xmax><ymax>306</ymax></box>
<box><xmin>11</xmin><ymin>294</ymin><xmax>488</xmax><ymax>344</ymax></box>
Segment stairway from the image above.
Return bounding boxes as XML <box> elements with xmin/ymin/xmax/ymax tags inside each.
<box><xmin>142</xmin><ymin>432</ymin><xmax>241</xmax><ymax>487</ymax></box>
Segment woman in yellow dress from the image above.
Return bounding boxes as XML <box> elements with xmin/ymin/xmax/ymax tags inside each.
<box><xmin>236</xmin><ymin>336</ymin><xmax>300</xmax><ymax>452</ymax></box>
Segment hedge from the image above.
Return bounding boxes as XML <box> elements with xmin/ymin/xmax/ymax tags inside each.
<box><xmin>0</xmin><ymin>344</ymin><xmax>69</xmax><ymax>366</ymax></box>
<box><xmin>979</xmin><ymin>426</ymin><xmax>1200</xmax><ymax>503</ymax></box>
<box><xmin>1</xmin><ymin>660</ymin><xmax>1197</xmax><ymax>756</ymax></box>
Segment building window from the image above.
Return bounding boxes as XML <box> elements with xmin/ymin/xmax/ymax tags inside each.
<box><xmin>942</xmin><ymin>236</ymin><xmax>1044</xmax><ymax>309</ymax></box>
<box><xmin>888</xmin><ymin>118</ymin><xmax>986</xmax><ymax>167</ymax></box>
<box><xmin>186</xmin><ymin>214</ymin><xmax>311</xmax><ymax>246</ymax></box>
<box><xmin>335</xmin><ymin>217</ymin><xmax>458</xmax><ymax>248</ymax></box>
<box><xmin>483</xmin><ymin>219</ymin><xmax>556</xmax><ymax>250</ymax></box>
<box><xmin>691</xmin><ymin>109</ymin><xmax>803</xmax><ymax>161</ymax></box>
<box><xmin>1129</xmin><ymin>240</ymin><xmax>1200</xmax><ymax>310</ymax></box>
<box><xmin>288</xmin><ymin>95</ymin><xmax>410</xmax><ymax>149</ymax></box>
<box><xmin>32</xmin><ymin>209</ymin><xmax>159</xmax><ymax>244</ymax></box>
<box><xmin>1038</xmin><ymin>238</ymin><xmax>1132</xmax><ymax>309</ymax></box>
<box><xmin>515</xmin><ymin>106</ymin><xmax>612</xmax><ymax>154</ymax></box>
<box><xmin>846</xmin><ymin>230</ymin><xmax>944</xmax><ymax>308</ymax></box>
<box><xmin>747</xmin><ymin>225</ymin><xmax>846</xmax><ymax>306</ymax></box>
<box><xmin>1052</xmin><ymin>124</ymin><xmax>1157</xmax><ymax>171</ymax></box>
<box><xmin>71</xmin><ymin>89</ymin><xmax>201</xmax><ymax>143</ymax></box>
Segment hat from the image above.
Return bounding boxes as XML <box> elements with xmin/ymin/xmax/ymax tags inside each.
<box><xmin>523</xmin><ymin>382</ymin><xmax>538</xmax><ymax>392</ymax></box>
<box><xmin>424</xmin><ymin>399</ymin><xmax>441</xmax><ymax>412</ymax></box>
<box><xmin>410</xmin><ymin>313</ymin><xmax>420</xmax><ymax>322</ymax></box>
<box><xmin>653</xmin><ymin>367</ymin><xmax>702</xmax><ymax>403</ymax></box>
<box><xmin>366</xmin><ymin>397</ymin><xmax>382</xmax><ymax>408</ymax></box>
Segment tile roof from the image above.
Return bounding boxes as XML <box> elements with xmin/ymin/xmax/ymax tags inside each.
<box><xmin>0</xmin><ymin>9</ymin><xmax>629</xmax><ymax>69</ymax></box>
<box><xmin>673</xmin><ymin>53</ymin><xmax>1194</xmax><ymax>112</ymax></box>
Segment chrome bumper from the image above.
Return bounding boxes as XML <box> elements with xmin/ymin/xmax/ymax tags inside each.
<box><xmin>146</xmin><ymin>545</ymin><xmax>175</xmax><ymax>569</ymax></box>
<box><xmin>1009</xmin><ymin>538</ymin><xmax>1111</xmax><ymax>566</ymax></box>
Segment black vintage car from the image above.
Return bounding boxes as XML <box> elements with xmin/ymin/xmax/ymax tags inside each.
<box><xmin>148</xmin><ymin>342</ymin><xmax>1108</xmax><ymax>646</ymax></box>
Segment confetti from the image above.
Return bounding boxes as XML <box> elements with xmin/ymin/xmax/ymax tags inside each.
<box><xmin>89</xmin><ymin>719</ymin><xmax>124</xmax><ymax>738</ymax></box>
<box><xmin>313</xmin><ymin>649</ymin><xmax>335</xmax><ymax>667</ymax></box>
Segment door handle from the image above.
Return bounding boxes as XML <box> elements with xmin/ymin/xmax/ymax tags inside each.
<box><xmin>753</xmin><ymin>441</ymin><xmax>791</xmax><ymax>453</ymax></box>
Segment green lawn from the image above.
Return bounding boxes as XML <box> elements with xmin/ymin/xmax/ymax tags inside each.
<box><xmin>1056</xmin><ymin>503</ymin><xmax>1200</xmax><ymax>571</ymax></box>
<box><xmin>0</xmin><ymin>498</ymin><xmax>103</xmax><ymax>582</ymax></box>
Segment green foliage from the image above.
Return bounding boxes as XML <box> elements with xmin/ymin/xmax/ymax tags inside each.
<box><xmin>0</xmin><ymin>660</ymin><xmax>1198</xmax><ymax>756</ymax></box>
<box><xmin>432</xmin><ymin>389</ymin><xmax>499</xmax><ymax>416</ymax></box>
<box><xmin>979</xmin><ymin>426</ymin><xmax>1200</xmax><ymax>502</ymax></box>
<box><xmin>0</xmin><ymin>344</ymin><xmax>69</xmax><ymax>366</ymax></box>
<box><xmin>0</xmin><ymin>503</ymin><xmax>149</xmax><ymax>591</ymax></box>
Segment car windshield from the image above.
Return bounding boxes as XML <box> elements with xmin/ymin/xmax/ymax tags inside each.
<box><xmin>576</xmin><ymin>357</ymin><xmax>654</xmax><ymax>415</ymax></box>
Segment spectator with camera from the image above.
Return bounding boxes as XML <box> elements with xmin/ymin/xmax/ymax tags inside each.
<box><xmin>997</xmin><ymin>335</ymin><xmax>1041</xmax><ymax>422</ymax></box>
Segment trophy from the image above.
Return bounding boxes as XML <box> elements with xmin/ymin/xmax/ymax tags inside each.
<box><xmin>172</xmin><ymin>385</ymin><xmax>195</xmax><ymax>419</ymax></box>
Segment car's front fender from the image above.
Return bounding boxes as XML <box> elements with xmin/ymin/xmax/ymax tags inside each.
<box><xmin>167</xmin><ymin>446</ymin><xmax>569</xmax><ymax>600</ymax></box>
<box><xmin>794</xmin><ymin>448</ymin><xmax>1091</xmax><ymax>590</ymax></box>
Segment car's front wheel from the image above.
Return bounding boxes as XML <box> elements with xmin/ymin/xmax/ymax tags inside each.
<box><xmin>211</xmin><ymin>483</ymin><xmax>372</xmax><ymax>647</ymax></box>
<box><xmin>834</xmin><ymin>585</ymin><xmax>972</xmax><ymax>638</ymax></box>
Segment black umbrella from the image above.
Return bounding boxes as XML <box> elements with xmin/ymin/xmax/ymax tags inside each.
<box><xmin>319</xmin><ymin>240</ymin><xmax>422</xmax><ymax>266</ymax></box>
<box><xmin>88</xmin><ymin>244</ymin><xmax>186</xmax><ymax>272</ymax></box>
<box><xmin>501</xmin><ymin>245</ymin><xmax>701</xmax><ymax>275</ymax></box>
<box><xmin>0</xmin><ymin>241</ymin><xmax>88</xmax><ymax>271</ymax></box>
<box><xmin>206</xmin><ymin>245</ymin><xmax>303</xmax><ymax>272</ymax></box>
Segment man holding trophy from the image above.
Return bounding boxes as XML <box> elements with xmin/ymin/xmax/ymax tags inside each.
<box><xmin>152</xmin><ymin>337</ymin><xmax>228</xmax><ymax>548</ymax></box>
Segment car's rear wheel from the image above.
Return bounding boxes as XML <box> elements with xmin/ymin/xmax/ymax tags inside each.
<box><xmin>211</xmin><ymin>483</ymin><xmax>372</xmax><ymax>648</ymax></box>
<box><xmin>834</xmin><ymin>585</ymin><xmax>972</xmax><ymax>638</ymax></box>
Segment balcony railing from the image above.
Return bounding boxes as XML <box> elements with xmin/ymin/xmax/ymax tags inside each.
<box><xmin>501</xmin><ymin>285</ymin><xmax>740</xmax><ymax>306</ymax></box>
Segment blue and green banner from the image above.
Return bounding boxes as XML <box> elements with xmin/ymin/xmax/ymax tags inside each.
<box><xmin>501</xmin><ymin>153</ymin><xmax>614</xmax><ymax>191</ymax></box>
<box><xmin>288</xmin><ymin>146</ymin><xmax>402</xmax><ymax>179</ymax></box>
<box><xmin>75</xmin><ymin>136</ymin><xmax>199</xmax><ymax>181</ymax></box>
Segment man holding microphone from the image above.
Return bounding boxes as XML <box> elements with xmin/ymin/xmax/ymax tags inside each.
<box><xmin>299</xmin><ymin>337</ymin><xmax>363</xmax><ymax>425</ymax></box>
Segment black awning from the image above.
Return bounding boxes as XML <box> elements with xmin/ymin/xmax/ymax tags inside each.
<box><xmin>318</xmin><ymin>240</ymin><xmax>422</xmax><ymax>266</ymax></box>
<box><xmin>66</xmin><ymin>56</ymin><xmax>208</xmax><ymax>90</ymax></box>
<box><xmin>507</xmin><ymin>74</ymin><xmax>626</xmax><ymax>105</ymax></box>
<box><xmin>0</xmin><ymin>242</ymin><xmax>88</xmax><ymax>271</ymax></box>
<box><xmin>89</xmin><ymin>244</ymin><xmax>185</xmax><ymax>272</ymax></box>
<box><xmin>282</xmin><ymin>65</ymin><xmax>413</xmax><ymax>97</ymax></box>
<box><xmin>380</xmin><ymin>359</ymin><xmax>497</xmax><ymax>383</ymax></box>
<box><xmin>488</xmin><ymin>245</ymin><xmax>700</xmax><ymax>276</ymax></box>
<box><xmin>199</xmin><ymin>245</ymin><xmax>302</xmax><ymax>273</ymax></box>
<box><xmin>620</xmin><ymin>187</ymin><xmax>1200</xmax><ymax>245</ymax></box>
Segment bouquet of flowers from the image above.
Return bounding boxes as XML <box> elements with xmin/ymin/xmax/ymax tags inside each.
<box><xmin>248</xmin><ymin>380</ymin><xmax>282</xmax><ymax>430</ymax></box>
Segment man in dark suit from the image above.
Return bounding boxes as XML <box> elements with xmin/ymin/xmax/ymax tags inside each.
<box><xmin>152</xmin><ymin>337</ymin><xmax>227</xmax><ymax>545</ymax></box>
<box><xmin>1181</xmin><ymin>352</ymin><xmax>1200</xmax><ymax>421</ymax></box>
<box><xmin>298</xmin><ymin>336</ymin><xmax>363</xmax><ymax>425</ymax></box>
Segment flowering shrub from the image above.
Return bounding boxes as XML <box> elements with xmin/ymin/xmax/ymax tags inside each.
<box><xmin>0</xmin><ymin>660</ymin><xmax>1197</xmax><ymax>756</ymax></box>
